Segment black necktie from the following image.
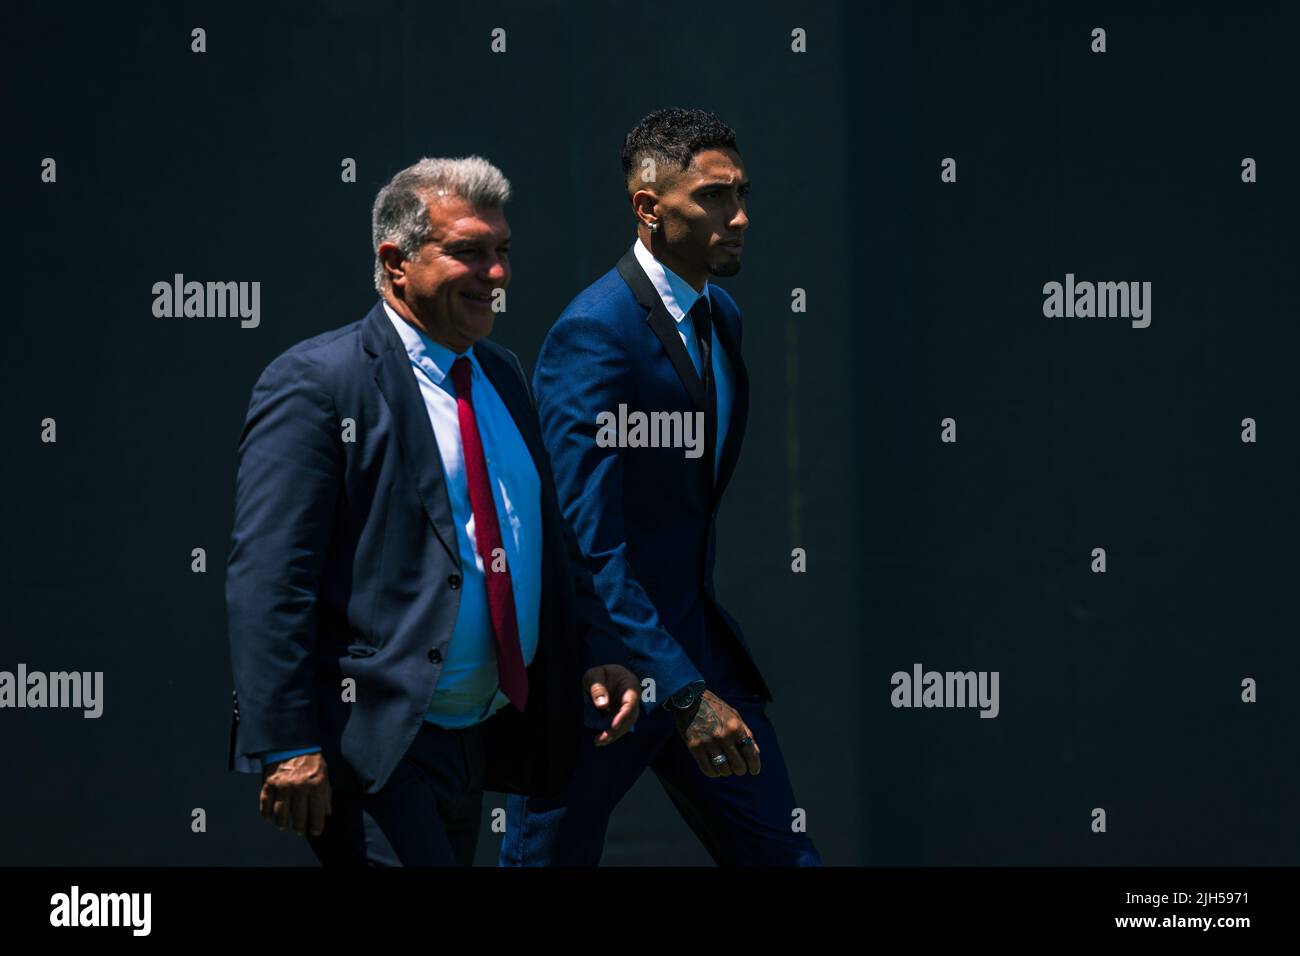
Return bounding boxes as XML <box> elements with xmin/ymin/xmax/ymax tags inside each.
<box><xmin>688</xmin><ymin>296</ymin><xmax>717</xmax><ymax>484</ymax></box>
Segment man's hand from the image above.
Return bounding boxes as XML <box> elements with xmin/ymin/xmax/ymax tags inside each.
<box><xmin>259</xmin><ymin>752</ymin><xmax>332</xmax><ymax>837</ymax></box>
<box><xmin>674</xmin><ymin>691</ymin><xmax>762</xmax><ymax>778</ymax></box>
<box><xmin>583</xmin><ymin>664</ymin><xmax>641</xmax><ymax>746</ymax></box>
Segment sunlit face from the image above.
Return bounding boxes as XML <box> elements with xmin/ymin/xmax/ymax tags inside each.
<box><xmin>380</xmin><ymin>193</ymin><xmax>511</xmax><ymax>352</ymax></box>
<box><xmin>638</xmin><ymin>147</ymin><xmax>750</xmax><ymax>283</ymax></box>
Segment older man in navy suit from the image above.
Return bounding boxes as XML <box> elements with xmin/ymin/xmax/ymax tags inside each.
<box><xmin>500</xmin><ymin>109</ymin><xmax>821</xmax><ymax>866</ymax></box>
<box><xmin>225</xmin><ymin>156</ymin><xmax>640</xmax><ymax>866</ymax></box>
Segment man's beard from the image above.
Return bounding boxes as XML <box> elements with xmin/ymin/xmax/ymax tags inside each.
<box><xmin>708</xmin><ymin>259</ymin><xmax>742</xmax><ymax>278</ymax></box>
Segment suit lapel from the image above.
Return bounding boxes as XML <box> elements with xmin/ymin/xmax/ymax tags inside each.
<box><xmin>616</xmin><ymin>247</ymin><xmax>707</xmax><ymax>410</ymax></box>
<box><xmin>362</xmin><ymin>301</ymin><xmax>460</xmax><ymax>568</ymax></box>
<box><xmin>616</xmin><ymin>246</ymin><xmax>750</xmax><ymax>506</ymax></box>
<box><xmin>473</xmin><ymin>342</ymin><xmax>562</xmax><ymax>658</ymax></box>
<box><xmin>473</xmin><ymin>343</ymin><xmax>551</xmax><ymax>478</ymax></box>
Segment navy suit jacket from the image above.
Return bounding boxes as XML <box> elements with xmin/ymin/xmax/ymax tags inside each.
<box><xmin>225</xmin><ymin>299</ymin><xmax>627</xmax><ymax>797</ymax></box>
<box><xmin>532</xmin><ymin>246</ymin><xmax>772</xmax><ymax>715</ymax></box>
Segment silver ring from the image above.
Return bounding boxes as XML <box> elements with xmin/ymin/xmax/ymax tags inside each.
<box><xmin>710</xmin><ymin>754</ymin><xmax>728</xmax><ymax>766</ymax></box>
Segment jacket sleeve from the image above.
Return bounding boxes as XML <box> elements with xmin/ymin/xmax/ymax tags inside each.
<box><xmin>532</xmin><ymin>313</ymin><xmax>703</xmax><ymax>715</ymax></box>
<box><xmin>226</xmin><ymin>348</ymin><xmax>342</xmax><ymax>760</ymax></box>
<box><xmin>261</xmin><ymin>746</ymin><xmax>321</xmax><ymax>763</ymax></box>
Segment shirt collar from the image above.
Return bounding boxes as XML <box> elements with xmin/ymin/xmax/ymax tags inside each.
<box><xmin>382</xmin><ymin>299</ymin><xmax>477</xmax><ymax>387</ymax></box>
<box><xmin>631</xmin><ymin>239</ymin><xmax>711</xmax><ymax>326</ymax></box>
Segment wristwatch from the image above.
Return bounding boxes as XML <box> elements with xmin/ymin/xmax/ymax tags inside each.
<box><xmin>666</xmin><ymin>680</ymin><xmax>706</xmax><ymax>713</ymax></box>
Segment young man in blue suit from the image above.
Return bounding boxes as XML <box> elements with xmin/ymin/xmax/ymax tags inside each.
<box><xmin>500</xmin><ymin>109</ymin><xmax>822</xmax><ymax>866</ymax></box>
<box><xmin>225</xmin><ymin>156</ymin><xmax>640</xmax><ymax>866</ymax></box>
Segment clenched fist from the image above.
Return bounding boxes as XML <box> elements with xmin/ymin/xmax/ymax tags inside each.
<box><xmin>259</xmin><ymin>752</ymin><xmax>332</xmax><ymax>837</ymax></box>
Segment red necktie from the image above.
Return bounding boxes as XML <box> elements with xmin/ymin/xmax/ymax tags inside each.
<box><xmin>450</xmin><ymin>356</ymin><xmax>529</xmax><ymax>711</ymax></box>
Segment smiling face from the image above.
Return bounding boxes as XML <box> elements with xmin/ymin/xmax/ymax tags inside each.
<box><xmin>633</xmin><ymin>146</ymin><xmax>750</xmax><ymax>290</ymax></box>
<box><xmin>379</xmin><ymin>193</ymin><xmax>511</xmax><ymax>352</ymax></box>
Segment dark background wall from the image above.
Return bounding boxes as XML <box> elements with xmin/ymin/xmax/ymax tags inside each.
<box><xmin>1</xmin><ymin>0</ymin><xmax>1294</xmax><ymax>865</ymax></box>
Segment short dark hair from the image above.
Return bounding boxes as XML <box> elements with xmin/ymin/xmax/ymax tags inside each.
<box><xmin>621</xmin><ymin>107</ymin><xmax>738</xmax><ymax>189</ymax></box>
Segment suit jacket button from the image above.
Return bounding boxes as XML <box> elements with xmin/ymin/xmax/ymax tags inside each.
<box><xmin>448</xmin><ymin>573</ymin><xmax>462</xmax><ymax>589</ymax></box>
<box><xmin>428</xmin><ymin>648</ymin><xmax>443</xmax><ymax>664</ymax></box>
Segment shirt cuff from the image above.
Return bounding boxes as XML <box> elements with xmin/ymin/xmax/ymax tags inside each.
<box><xmin>260</xmin><ymin>746</ymin><xmax>321</xmax><ymax>763</ymax></box>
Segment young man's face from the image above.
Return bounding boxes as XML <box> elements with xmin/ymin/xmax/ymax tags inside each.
<box><xmin>383</xmin><ymin>193</ymin><xmax>511</xmax><ymax>352</ymax></box>
<box><xmin>646</xmin><ymin>147</ymin><xmax>750</xmax><ymax>283</ymax></box>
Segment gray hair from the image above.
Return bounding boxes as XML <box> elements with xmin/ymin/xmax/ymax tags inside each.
<box><xmin>371</xmin><ymin>155</ymin><xmax>513</xmax><ymax>292</ymax></box>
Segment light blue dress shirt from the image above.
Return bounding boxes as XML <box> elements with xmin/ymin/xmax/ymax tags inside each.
<box><xmin>630</xmin><ymin>239</ymin><xmax>734</xmax><ymax>477</ymax></box>
<box><xmin>260</xmin><ymin>301</ymin><xmax>542</xmax><ymax>763</ymax></box>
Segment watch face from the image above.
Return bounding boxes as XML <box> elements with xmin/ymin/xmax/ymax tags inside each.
<box><xmin>670</xmin><ymin>681</ymin><xmax>705</xmax><ymax>711</ymax></box>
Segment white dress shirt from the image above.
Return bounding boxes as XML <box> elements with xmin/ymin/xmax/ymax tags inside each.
<box><xmin>383</xmin><ymin>300</ymin><xmax>542</xmax><ymax>728</ymax></box>
<box><xmin>631</xmin><ymin>239</ymin><xmax>734</xmax><ymax>477</ymax></box>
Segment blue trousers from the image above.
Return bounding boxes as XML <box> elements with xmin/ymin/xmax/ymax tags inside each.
<box><xmin>499</xmin><ymin>690</ymin><xmax>821</xmax><ymax>866</ymax></box>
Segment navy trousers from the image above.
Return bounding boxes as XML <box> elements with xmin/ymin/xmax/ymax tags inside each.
<box><xmin>499</xmin><ymin>682</ymin><xmax>822</xmax><ymax>866</ymax></box>
<box><xmin>306</xmin><ymin>721</ymin><xmax>485</xmax><ymax>866</ymax></box>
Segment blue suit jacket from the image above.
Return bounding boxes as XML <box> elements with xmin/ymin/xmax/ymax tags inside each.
<box><xmin>533</xmin><ymin>247</ymin><xmax>772</xmax><ymax>714</ymax></box>
<box><xmin>225</xmin><ymin>300</ymin><xmax>627</xmax><ymax>796</ymax></box>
